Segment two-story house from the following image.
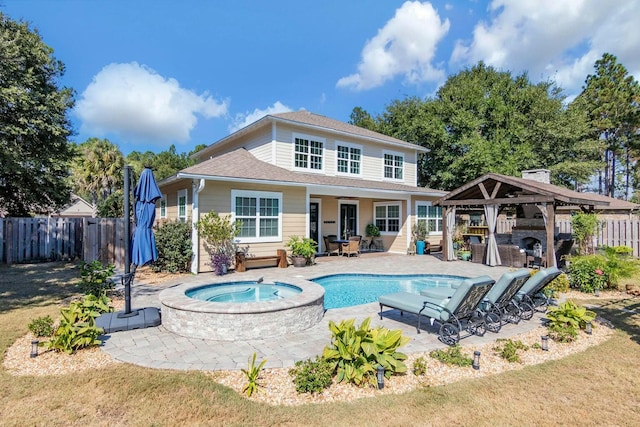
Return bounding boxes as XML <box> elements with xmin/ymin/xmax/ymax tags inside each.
<box><xmin>158</xmin><ymin>111</ymin><xmax>446</xmax><ymax>273</ymax></box>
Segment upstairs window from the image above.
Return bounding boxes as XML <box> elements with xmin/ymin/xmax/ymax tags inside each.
<box><xmin>374</xmin><ymin>202</ymin><xmax>401</xmax><ymax>234</ymax></box>
<box><xmin>294</xmin><ymin>134</ymin><xmax>324</xmax><ymax>171</ymax></box>
<box><xmin>336</xmin><ymin>143</ymin><xmax>362</xmax><ymax>175</ymax></box>
<box><xmin>383</xmin><ymin>152</ymin><xmax>403</xmax><ymax>180</ymax></box>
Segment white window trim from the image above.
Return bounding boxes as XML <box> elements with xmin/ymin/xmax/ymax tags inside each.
<box><xmin>177</xmin><ymin>189</ymin><xmax>188</xmax><ymax>222</ymax></box>
<box><xmin>335</xmin><ymin>141</ymin><xmax>363</xmax><ymax>177</ymax></box>
<box><xmin>374</xmin><ymin>201</ymin><xmax>403</xmax><ymax>236</ymax></box>
<box><xmin>159</xmin><ymin>193</ymin><xmax>167</xmax><ymax>218</ymax></box>
<box><xmin>416</xmin><ymin>201</ymin><xmax>443</xmax><ymax>235</ymax></box>
<box><xmin>292</xmin><ymin>132</ymin><xmax>325</xmax><ymax>173</ymax></box>
<box><xmin>382</xmin><ymin>150</ymin><xmax>405</xmax><ymax>182</ymax></box>
<box><xmin>232</xmin><ymin>189</ymin><xmax>283</xmax><ymax>243</ymax></box>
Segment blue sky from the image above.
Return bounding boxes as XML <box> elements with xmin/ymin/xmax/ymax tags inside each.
<box><xmin>5</xmin><ymin>0</ymin><xmax>640</xmax><ymax>155</ymax></box>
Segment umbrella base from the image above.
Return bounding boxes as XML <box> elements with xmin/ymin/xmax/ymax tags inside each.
<box><xmin>97</xmin><ymin>307</ymin><xmax>161</xmax><ymax>334</ymax></box>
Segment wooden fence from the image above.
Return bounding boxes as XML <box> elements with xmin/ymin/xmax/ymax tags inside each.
<box><xmin>496</xmin><ymin>218</ymin><xmax>640</xmax><ymax>257</ymax></box>
<box><xmin>0</xmin><ymin>217</ymin><xmax>127</xmax><ymax>267</ymax></box>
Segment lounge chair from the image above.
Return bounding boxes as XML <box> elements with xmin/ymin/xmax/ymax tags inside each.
<box><xmin>378</xmin><ymin>275</ymin><xmax>495</xmax><ymax>345</ymax></box>
<box><xmin>515</xmin><ymin>266</ymin><xmax>562</xmax><ymax>319</ymax></box>
<box><xmin>420</xmin><ymin>268</ymin><xmax>531</xmax><ymax>333</ymax></box>
<box><xmin>323</xmin><ymin>236</ymin><xmax>340</xmax><ymax>256</ymax></box>
<box><xmin>342</xmin><ymin>235</ymin><xmax>361</xmax><ymax>257</ymax></box>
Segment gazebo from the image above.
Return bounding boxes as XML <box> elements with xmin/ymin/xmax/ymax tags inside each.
<box><xmin>433</xmin><ymin>171</ymin><xmax>636</xmax><ymax>268</ymax></box>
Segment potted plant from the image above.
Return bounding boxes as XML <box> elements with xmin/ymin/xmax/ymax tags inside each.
<box><xmin>412</xmin><ymin>222</ymin><xmax>428</xmax><ymax>255</ymax></box>
<box><xmin>286</xmin><ymin>235</ymin><xmax>317</xmax><ymax>267</ymax></box>
<box><xmin>195</xmin><ymin>211</ymin><xmax>241</xmax><ymax>274</ymax></box>
<box><xmin>366</xmin><ymin>223</ymin><xmax>381</xmax><ymax>251</ymax></box>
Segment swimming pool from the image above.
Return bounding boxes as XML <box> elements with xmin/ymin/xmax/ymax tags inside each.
<box><xmin>312</xmin><ymin>273</ymin><xmax>467</xmax><ymax>309</ymax></box>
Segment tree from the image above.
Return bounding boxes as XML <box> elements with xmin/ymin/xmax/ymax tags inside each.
<box><xmin>72</xmin><ymin>138</ymin><xmax>124</xmax><ymax>209</ymax></box>
<box><xmin>126</xmin><ymin>144</ymin><xmax>195</xmax><ymax>181</ymax></box>
<box><xmin>352</xmin><ymin>63</ymin><xmax>601</xmax><ymax>190</ymax></box>
<box><xmin>576</xmin><ymin>53</ymin><xmax>640</xmax><ymax>199</ymax></box>
<box><xmin>0</xmin><ymin>13</ymin><xmax>75</xmax><ymax>216</ymax></box>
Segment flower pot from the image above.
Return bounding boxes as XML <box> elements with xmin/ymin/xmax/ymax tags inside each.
<box><xmin>292</xmin><ymin>255</ymin><xmax>307</xmax><ymax>267</ymax></box>
<box><xmin>416</xmin><ymin>240</ymin><xmax>426</xmax><ymax>255</ymax></box>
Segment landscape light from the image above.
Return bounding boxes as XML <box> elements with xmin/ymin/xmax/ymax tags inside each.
<box><xmin>376</xmin><ymin>365</ymin><xmax>385</xmax><ymax>389</ymax></box>
<box><xmin>541</xmin><ymin>335</ymin><xmax>549</xmax><ymax>351</ymax></box>
<box><xmin>586</xmin><ymin>321</ymin><xmax>593</xmax><ymax>335</ymax></box>
<box><xmin>30</xmin><ymin>340</ymin><xmax>39</xmax><ymax>358</ymax></box>
<box><xmin>472</xmin><ymin>351</ymin><xmax>481</xmax><ymax>370</ymax></box>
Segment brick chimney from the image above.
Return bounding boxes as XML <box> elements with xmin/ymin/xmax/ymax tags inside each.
<box><xmin>522</xmin><ymin>169</ymin><xmax>550</xmax><ymax>184</ymax></box>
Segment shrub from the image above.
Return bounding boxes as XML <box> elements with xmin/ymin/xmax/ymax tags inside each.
<box><xmin>568</xmin><ymin>255</ymin><xmax>609</xmax><ymax>293</ymax></box>
<box><xmin>429</xmin><ymin>344</ymin><xmax>472</xmax><ymax>367</ymax></box>
<box><xmin>241</xmin><ymin>352</ymin><xmax>266</xmax><ymax>397</ymax></box>
<box><xmin>47</xmin><ymin>294</ymin><xmax>113</xmax><ymax>354</ymax></box>
<box><xmin>494</xmin><ymin>339</ymin><xmax>529</xmax><ymax>363</ymax></box>
<box><xmin>79</xmin><ymin>260</ymin><xmax>115</xmax><ymax>297</ymax></box>
<box><xmin>289</xmin><ymin>356</ymin><xmax>334</xmax><ymax>394</ymax></box>
<box><xmin>28</xmin><ymin>315</ymin><xmax>54</xmax><ymax>337</ymax></box>
<box><xmin>546</xmin><ymin>300</ymin><xmax>596</xmax><ymax>343</ymax></box>
<box><xmin>571</xmin><ymin>212</ymin><xmax>600</xmax><ymax>254</ymax></box>
<box><xmin>322</xmin><ymin>318</ymin><xmax>410</xmax><ymax>388</ymax></box>
<box><xmin>412</xmin><ymin>356</ymin><xmax>428</xmax><ymax>376</ymax></box>
<box><xmin>152</xmin><ymin>221</ymin><xmax>193</xmax><ymax>273</ymax></box>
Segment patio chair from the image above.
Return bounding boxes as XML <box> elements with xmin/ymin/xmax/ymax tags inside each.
<box><xmin>378</xmin><ymin>275</ymin><xmax>495</xmax><ymax>345</ymax></box>
<box><xmin>323</xmin><ymin>236</ymin><xmax>341</xmax><ymax>256</ymax></box>
<box><xmin>420</xmin><ymin>268</ymin><xmax>531</xmax><ymax>333</ymax></box>
<box><xmin>342</xmin><ymin>235</ymin><xmax>360</xmax><ymax>257</ymax></box>
<box><xmin>514</xmin><ymin>266</ymin><xmax>562</xmax><ymax>319</ymax></box>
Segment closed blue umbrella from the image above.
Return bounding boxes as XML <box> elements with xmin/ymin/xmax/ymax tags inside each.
<box><xmin>131</xmin><ymin>168</ymin><xmax>162</xmax><ymax>267</ymax></box>
<box><xmin>124</xmin><ymin>167</ymin><xmax>162</xmax><ymax>315</ymax></box>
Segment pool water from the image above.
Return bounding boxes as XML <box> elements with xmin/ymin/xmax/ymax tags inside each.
<box><xmin>186</xmin><ymin>282</ymin><xmax>302</xmax><ymax>303</ymax></box>
<box><xmin>312</xmin><ymin>273</ymin><xmax>467</xmax><ymax>309</ymax></box>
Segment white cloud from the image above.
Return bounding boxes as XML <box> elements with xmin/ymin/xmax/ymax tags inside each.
<box><xmin>450</xmin><ymin>0</ymin><xmax>640</xmax><ymax>95</ymax></box>
<box><xmin>76</xmin><ymin>62</ymin><xmax>228</xmax><ymax>145</ymax></box>
<box><xmin>337</xmin><ymin>1</ymin><xmax>450</xmax><ymax>90</ymax></box>
<box><xmin>229</xmin><ymin>101</ymin><xmax>292</xmax><ymax>133</ymax></box>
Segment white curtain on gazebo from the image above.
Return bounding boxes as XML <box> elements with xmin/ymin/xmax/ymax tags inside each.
<box><xmin>484</xmin><ymin>204</ymin><xmax>501</xmax><ymax>266</ymax></box>
<box><xmin>537</xmin><ymin>203</ymin><xmax>557</xmax><ymax>267</ymax></box>
<box><xmin>446</xmin><ymin>207</ymin><xmax>456</xmax><ymax>261</ymax></box>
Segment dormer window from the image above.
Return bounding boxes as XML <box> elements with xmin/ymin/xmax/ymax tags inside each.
<box><xmin>294</xmin><ymin>133</ymin><xmax>324</xmax><ymax>172</ymax></box>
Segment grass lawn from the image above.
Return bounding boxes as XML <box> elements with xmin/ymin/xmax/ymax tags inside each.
<box><xmin>1</xmin><ymin>262</ymin><xmax>640</xmax><ymax>426</ymax></box>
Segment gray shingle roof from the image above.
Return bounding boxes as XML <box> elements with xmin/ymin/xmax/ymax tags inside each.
<box><xmin>178</xmin><ymin>148</ymin><xmax>444</xmax><ymax>196</ymax></box>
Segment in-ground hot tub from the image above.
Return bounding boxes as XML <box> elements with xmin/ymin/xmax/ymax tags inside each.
<box><xmin>159</xmin><ymin>277</ymin><xmax>325</xmax><ymax>341</ymax></box>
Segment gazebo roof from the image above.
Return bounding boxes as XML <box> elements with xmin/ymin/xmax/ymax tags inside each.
<box><xmin>434</xmin><ymin>173</ymin><xmax>638</xmax><ymax>211</ymax></box>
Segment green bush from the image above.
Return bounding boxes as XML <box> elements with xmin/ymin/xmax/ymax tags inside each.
<box><xmin>569</xmin><ymin>252</ymin><xmax>638</xmax><ymax>292</ymax></box>
<box><xmin>322</xmin><ymin>318</ymin><xmax>410</xmax><ymax>388</ymax></box>
<box><xmin>79</xmin><ymin>260</ymin><xmax>115</xmax><ymax>297</ymax></box>
<box><xmin>28</xmin><ymin>315</ymin><xmax>54</xmax><ymax>337</ymax></box>
<box><xmin>429</xmin><ymin>344</ymin><xmax>472</xmax><ymax>367</ymax></box>
<box><xmin>546</xmin><ymin>300</ymin><xmax>596</xmax><ymax>343</ymax></box>
<box><xmin>605</xmin><ymin>245</ymin><xmax>633</xmax><ymax>257</ymax></box>
<box><xmin>568</xmin><ymin>255</ymin><xmax>609</xmax><ymax>293</ymax></box>
<box><xmin>542</xmin><ymin>272</ymin><xmax>570</xmax><ymax>298</ymax></box>
<box><xmin>493</xmin><ymin>339</ymin><xmax>529</xmax><ymax>363</ymax></box>
<box><xmin>152</xmin><ymin>221</ymin><xmax>193</xmax><ymax>273</ymax></box>
<box><xmin>412</xmin><ymin>356</ymin><xmax>428</xmax><ymax>376</ymax></box>
<box><xmin>289</xmin><ymin>356</ymin><xmax>334</xmax><ymax>394</ymax></box>
<box><xmin>47</xmin><ymin>294</ymin><xmax>113</xmax><ymax>354</ymax></box>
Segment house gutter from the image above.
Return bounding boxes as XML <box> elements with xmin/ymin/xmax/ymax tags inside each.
<box><xmin>190</xmin><ymin>178</ymin><xmax>206</xmax><ymax>274</ymax></box>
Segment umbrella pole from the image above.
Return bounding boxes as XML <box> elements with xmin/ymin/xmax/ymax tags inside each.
<box><xmin>118</xmin><ymin>165</ymin><xmax>139</xmax><ymax>318</ymax></box>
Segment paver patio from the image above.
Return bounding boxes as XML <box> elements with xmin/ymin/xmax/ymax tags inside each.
<box><xmin>100</xmin><ymin>253</ymin><xmax>546</xmax><ymax>370</ymax></box>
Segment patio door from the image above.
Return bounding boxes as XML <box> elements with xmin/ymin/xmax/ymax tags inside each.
<box><xmin>309</xmin><ymin>202</ymin><xmax>319</xmax><ymax>252</ymax></box>
<box><xmin>340</xmin><ymin>204</ymin><xmax>357</xmax><ymax>239</ymax></box>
